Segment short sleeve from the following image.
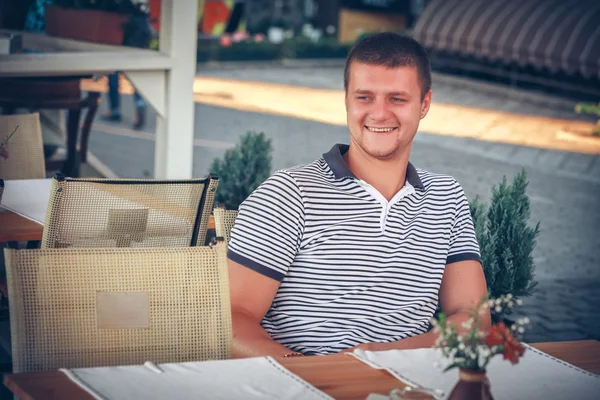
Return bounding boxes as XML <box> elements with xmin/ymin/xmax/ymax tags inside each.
<box><xmin>227</xmin><ymin>171</ymin><xmax>304</xmax><ymax>281</ymax></box>
<box><xmin>446</xmin><ymin>181</ymin><xmax>481</xmax><ymax>265</ymax></box>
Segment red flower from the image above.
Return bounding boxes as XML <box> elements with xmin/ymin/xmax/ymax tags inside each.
<box><xmin>486</xmin><ymin>322</ymin><xmax>526</xmax><ymax>364</ymax></box>
<box><xmin>220</xmin><ymin>34</ymin><xmax>232</xmax><ymax>47</ymax></box>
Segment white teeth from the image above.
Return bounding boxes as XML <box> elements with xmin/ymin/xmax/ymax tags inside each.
<box><xmin>366</xmin><ymin>126</ymin><xmax>396</xmax><ymax>133</ymax></box>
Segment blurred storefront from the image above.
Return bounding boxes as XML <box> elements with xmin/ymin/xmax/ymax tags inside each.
<box><xmin>149</xmin><ymin>0</ymin><xmax>425</xmax><ymax>43</ymax></box>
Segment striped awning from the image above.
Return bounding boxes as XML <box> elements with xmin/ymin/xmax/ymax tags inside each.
<box><xmin>411</xmin><ymin>0</ymin><xmax>600</xmax><ymax>79</ymax></box>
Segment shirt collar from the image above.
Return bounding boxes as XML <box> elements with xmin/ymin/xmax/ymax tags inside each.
<box><xmin>322</xmin><ymin>143</ymin><xmax>424</xmax><ymax>190</ymax></box>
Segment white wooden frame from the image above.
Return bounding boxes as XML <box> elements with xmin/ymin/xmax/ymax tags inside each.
<box><xmin>0</xmin><ymin>0</ymin><xmax>199</xmax><ymax>179</ymax></box>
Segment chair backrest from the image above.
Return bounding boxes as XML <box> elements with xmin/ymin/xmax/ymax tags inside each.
<box><xmin>0</xmin><ymin>113</ymin><xmax>45</xmax><ymax>180</ymax></box>
<box><xmin>213</xmin><ymin>208</ymin><xmax>238</xmax><ymax>243</ymax></box>
<box><xmin>4</xmin><ymin>243</ymin><xmax>232</xmax><ymax>372</ymax></box>
<box><xmin>41</xmin><ymin>174</ymin><xmax>218</xmax><ymax>248</ymax></box>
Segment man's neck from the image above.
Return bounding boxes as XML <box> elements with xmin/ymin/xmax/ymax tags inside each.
<box><xmin>344</xmin><ymin>144</ymin><xmax>411</xmax><ymax>201</ymax></box>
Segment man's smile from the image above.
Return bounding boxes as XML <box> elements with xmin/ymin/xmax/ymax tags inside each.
<box><xmin>365</xmin><ymin>125</ymin><xmax>398</xmax><ymax>133</ymax></box>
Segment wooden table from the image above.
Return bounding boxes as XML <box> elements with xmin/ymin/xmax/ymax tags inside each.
<box><xmin>0</xmin><ymin>208</ymin><xmax>43</xmax><ymax>243</ymax></box>
<box><xmin>4</xmin><ymin>340</ymin><xmax>600</xmax><ymax>400</ymax></box>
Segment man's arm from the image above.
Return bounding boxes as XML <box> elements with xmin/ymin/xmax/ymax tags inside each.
<box><xmin>229</xmin><ymin>259</ymin><xmax>294</xmax><ymax>358</ymax></box>
<box><xmin>347</xmin><ymin>259</ymin><xmax>490</xmax><ymax>352</ymax></box>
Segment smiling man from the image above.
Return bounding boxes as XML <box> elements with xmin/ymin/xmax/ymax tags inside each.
<box><xmin>227</xmin><ymin>33</ymin><xmax>490</xmax><ymax>358</ymax></box>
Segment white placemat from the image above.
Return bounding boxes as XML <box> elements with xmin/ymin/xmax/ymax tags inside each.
<box><xmin>350</xmin><ymin>344</ymin><xmax>600</xmax><ymax>400</ymax></box>
<box><xmin>0</xmin><ymin>178</ymin><xmax>51</xmax><ymax>224</ymax></box>
<box><xmin>61</xmin><ymin>357</ymin><xmax>333</xmax><ymax>400</ymax></box>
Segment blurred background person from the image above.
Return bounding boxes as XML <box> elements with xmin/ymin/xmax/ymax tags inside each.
<box><xmin>102</xmin><ymin>13</ymin><xmax>154</xmax><ymax>130</ymax></box>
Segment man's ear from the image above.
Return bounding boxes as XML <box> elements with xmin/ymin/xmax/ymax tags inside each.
<box><xmin>420</xmin><ymin>90</ymin><xmax>432</xmax><ymax>119</ymax></box>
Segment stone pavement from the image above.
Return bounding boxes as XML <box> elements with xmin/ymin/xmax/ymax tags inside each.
<box><xmin>83</xmin><ymin>64</ymin><xmax>600</xmax><ymax>344</ymax></box>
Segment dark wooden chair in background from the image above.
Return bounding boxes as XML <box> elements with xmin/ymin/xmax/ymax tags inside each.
<box><xmin>0</xmin><ymin>77</ymin><xmax>101</xmax><ymax>177</ymax></box>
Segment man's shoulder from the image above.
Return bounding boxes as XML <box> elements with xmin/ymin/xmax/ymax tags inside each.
<box><xmin>415</xmin><ymin>167</ymin><xmax>463</xmax><ymax>192</ymax></box>
<box><xmin>269</xmin><ymin>158</ymin><xmax>331</xmax><ymax>185</ymax></box>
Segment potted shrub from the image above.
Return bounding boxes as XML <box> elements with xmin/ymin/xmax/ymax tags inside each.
<box><xmin>210</xmin><ymin>131</ymin><xmax>272</xmax><ymax>210</ymax></box>
<box><xmin>45</xmin><ymin>0</ymin><xmax>149</xmax><ymax>45</ymax></box>
<box><xmin>470</xmin><ymin>169</ymin><xmax>540</xmax><ymax>321</ymax></box>
<box><xmin>574</xmin><ymin>102</ymin><xmax>600</xmax><ymax>136</ymax></box>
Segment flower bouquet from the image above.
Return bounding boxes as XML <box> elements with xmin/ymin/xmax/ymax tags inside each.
<box><xmin>430</xmin><ymin>294</ymin><xmax>529</xmax><ymax>400</ymax></box>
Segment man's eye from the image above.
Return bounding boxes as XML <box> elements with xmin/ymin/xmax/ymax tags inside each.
<box><xmin>392</xmin><ymin>97</ymin><xmax>406</xmax><ymax>103</ymax></box>
<box><xmin>357</xmin><ymin>96</ymin><xmax>369</xmax><ymax>100</ymax></box>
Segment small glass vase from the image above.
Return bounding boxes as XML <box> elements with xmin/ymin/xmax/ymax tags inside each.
<box><xmin>447</xmin><ymin>369</ymin><xmax>494</xmax><ymax>400</ymax></box>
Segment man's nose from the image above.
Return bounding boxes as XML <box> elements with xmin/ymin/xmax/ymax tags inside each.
<box><xmin>370</xmin><ymin>98</ymin><xmax>391</xmax><ymax>120</ymax></box>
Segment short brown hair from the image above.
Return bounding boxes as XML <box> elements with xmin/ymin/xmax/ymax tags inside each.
<box><xmin>344</xmin><ymin>32</ymin><xmax>432</xmax><ymax>100</ymax></box>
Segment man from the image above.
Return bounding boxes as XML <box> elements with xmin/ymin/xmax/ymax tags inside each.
<box><xmin>227</xmin><ymin>32</ymin><xmax>490</xmax><ymax>358</ymax></box>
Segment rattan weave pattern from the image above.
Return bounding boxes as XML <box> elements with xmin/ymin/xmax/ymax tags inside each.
<box><xmin>214</xmin><ymin>209</ymin><xmax>238</xmax><ymax>243</ymax></box>
<box><xmin>41</xmin><ymin>175</ymin><xmax>218</xmax><ymax>248</ymax></box>
<box><xmin>0</xmin><ymin>113</ymin><xmax>45</xmax><ymax>180</ymax></box>
<box><xmin>4</xmin><ymin>243</ymin><xmax>232</xmax><ymax>372</ymax></box>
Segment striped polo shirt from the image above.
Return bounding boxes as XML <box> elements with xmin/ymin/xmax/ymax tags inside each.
<box><xmin>228</xmin><ymin>144</ymin><xmax>480</xmax><ymax>355</ymax></box>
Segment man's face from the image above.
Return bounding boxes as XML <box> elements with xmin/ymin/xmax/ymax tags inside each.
<box><xmin>345</xmin><ymin>62</ymin><xmax>431</xmax><ymax>160</ymax></box>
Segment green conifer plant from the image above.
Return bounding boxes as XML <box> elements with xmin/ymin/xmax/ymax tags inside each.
<box><xmin>470</xmin><ymin>170</ymin><xmax>539</xmax><ymax>300</ymax></box>
<box><xmin>210</xmin><ymin>131</ymin><xmax>272</xmax><ymax>210</ymax></box>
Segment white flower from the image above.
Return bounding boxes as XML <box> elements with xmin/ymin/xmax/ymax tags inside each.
<box><xmin>506</xmin><ymin>293</ymin><xmax>513</xmax><ymax>300</ymax></box>
<box><xmin>495</xmin><ymin>305</ymin><xmax>502</xmax><ymax>313</ymax></box>
<box><xmin>302</xmin><ymin>23</ymin><xmax>313</xmax><ymax>36</ymax></box>
<box><xmin>507</xmin><ymin>301</ymin><xmax>514</xmax><ymax>308</ymax></box>
<box><xmin>309</xmin><ymin>29</ymin><xmax>322</xmax><ymax>43</ymax></box>
<box><xmin>326</xmin><ymin>25</ymin><xmax>336</xmax><ymax>35</ymax></box>
<box><xmin>495</xmin><ymin>298</ymin><xmax>502</xmax><ymax>306</ymax></box>
<box><xmin>518</xmin><ymin>326</ymin><xmax>525</xmax><ymax>334</ymax></box>
<box><xmin>516</xmin><ymin>299</ymin><xmax>523</xmax><ymax>305</ymax></box>
<box><xmin>479</xmin><ymin>347</ymin><xmax>491</xmax><ymax>358</ymax></box>
<box><xmin>488</xmin><ymin>300</ymin><xmax>495</xmax><ymax>307</ymax></box>
<box><xmin>523</xmin><ymin>317</ymin><xmax>530</xmax><ymax>324</ymax></box>
<box><xmin>458</xmin><ymin>343</ymin><xmax>466</xmax><ymax>351</ymax></box>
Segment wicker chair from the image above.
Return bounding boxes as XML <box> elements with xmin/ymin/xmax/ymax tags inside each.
<box><xmin>213</xmin><ymin>208</ymin><xmax>238</xmax><ymax>243</ymax></box>
<box><xmin>41</xmin><ymin>174</ymin><xmax>218</xmax><ymax>249</ymax></box>
<box><xmin>4</xmin><ymin>243</ymin><xmax>232</xmax><ymax>372</ymax></box>
<box><xmin>0</xmin><ymin>113</ymin><xmax>45</xmax><ymax>180</ymax></box>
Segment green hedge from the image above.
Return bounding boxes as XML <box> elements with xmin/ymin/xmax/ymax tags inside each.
<box><xmin>283</xmin><ymin>38</ymin><xmax>351</xmax><ymax>59</ymax></box>
<box><xmin>197</xmin><ymin>38</ymin><xmax>351</xmax><ymax>63</ymax></box>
